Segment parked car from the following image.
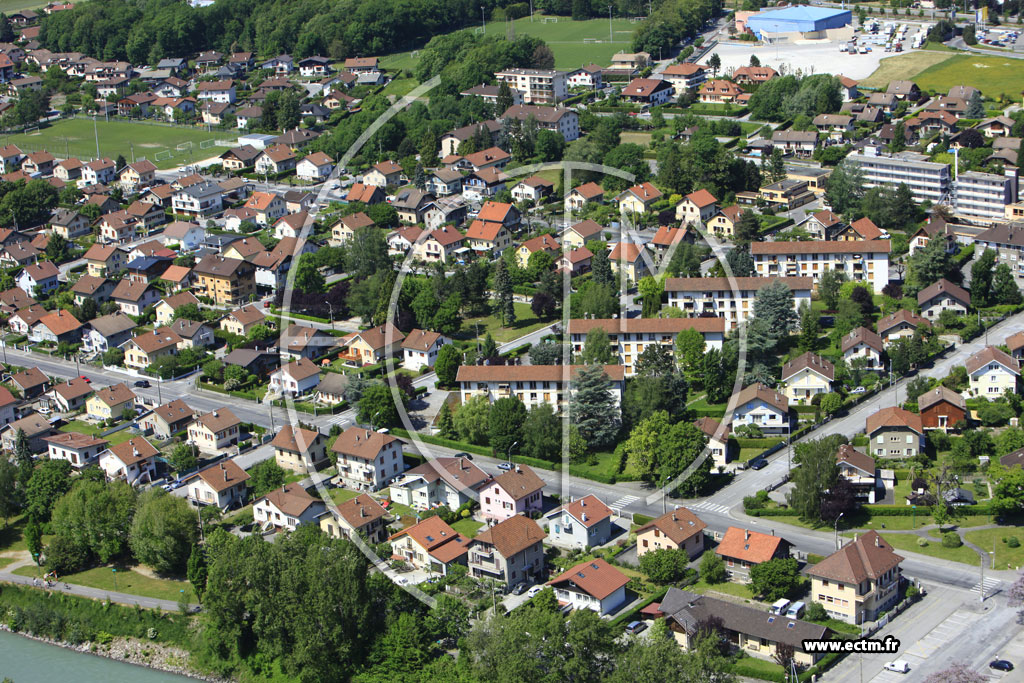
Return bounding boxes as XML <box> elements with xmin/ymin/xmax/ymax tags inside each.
<box><xmin>884</xmin><ymin>661</ymin><xmax>910</xmax><ymax>674</ymax></box>
<box><xmin>990</xmin><ymin>660</ymin><xmax>1014</xmax><ymax>672</ymax></box>
<box><xmin>527</xmin><ymin>585</ymin><xmax>544</xmax><ymax>598</ymax></box>
<box><xmin>749</xmin><ymin>456</ymin><xmax>767</xmax><ymax>470</ymax></box>
<box><xmin>498</xmin><ymin>462</ymin><xmax>513</xmax><ymax>471</ymax></box>
<box><xmin>455</xmin><ymin>451</ymin><xmax>473</xmax><ymax>461</ymax></box>
<box><xmin>850</xmin><ymin>386</ymin><xmax>866</xmax><ymax>394</ymax></box>
<box><xmin>513</xmin><ymin>583</ymin><xmax>528</xmax><ymax>595</ymax></box>
<box><xmin>626</xmin><ymin>621</ymin><xmax>648</xmax><ymax>634</ymax></box>
<box><xmin>80</xmin><ymin>375</ymin><xmax>91</xmax><ymax>382</ymax></box>
<box><xmin>134</xmin><ymin>380</ymin><xmax>151</xmax><ymax>388</ymax></box>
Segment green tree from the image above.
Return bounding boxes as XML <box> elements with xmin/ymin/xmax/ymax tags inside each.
<box><xmin>0</xmin><ymin>455</ymin><xmax>17</xmax><ymax>526</ymax></box>
<box><xmin>819</xmin><ymin>392</ymin><xmax>842</xmax><ymax>416</ymax></box>
<box><xmin>818</xmin><ymin>268</ymin><xmax>847</xmax><ymax>311</ymax></box>
<box><xmin>965</xmin><ymin>90</ymin><xmax>985</xmax><ymax>119</ymax></box>
<box><xmin>702</xmin><ymin>347</ymin><xmax>729</xmax><ymax>403</ymax></box>
<box><xmin>357</xmin><ymin>383</ymin><xmax>400</xmax><ymax>428</ymax></box>
<box><xmin>569</xmin><ymin>365</ymin><xmax>620</xmax><ymax>449</ymax></box>
<box><xmin>14</xmin><ymin>428</ymin><xmax>32</xmax><ymax>488</ymax></box>
<box><xmin>674</xmin><ymin>328</ymin><xmax>705</xmax><ymax>385</ymax></box>
<box><xmin>637</xmin><ymin>276</ymin><xmax>662</xmax><ymax>318</ymax></box>
<box><xmin>0</xmin><ymin>14</ymin><xmax>13</xmax><ymax>42</ymax></box>
<box><xmin>433</xmin><ymin>293</ymin><xmax>463</xmax><ymax>337</ymax></box>
<box><xmin>493</xmin><ymin>258</ymin><xmax>515</xmax><ymax>326</ymax></box>
<box><xmin>522</xmin><ymin>403</ymin><xmax>561</xmax><ymax>462</ymax></box>
<box><xmin>786</xmin><ymin>436</ymin><xmax>841</xmax><ymax>522</ymax></box>
<box><xmin>24</xmin><ymin>518</ymin><xmax>42</xmax><ymax>561</ymax></box>
<box><xmin>825</xmin><ymin>161</ymin><xmax>865</xmax><ymax>215</ymax></box>
<box><xmin>293</xmin><ymin>254</ymin><xmax>325</xmax><ymax>293</ymax></box>
<box><xmin>734</xmin><ymin>209</ymin><xmax>761</xmax><ymax>244</ymax></box>
<box><xmin>24</xmin><ymin>459</ymin><xmax>72</xmax><ymax>523</ymax></box>
<box><xmin>496</xmin><ymin>80</ymin><xmax>514</xmax><ymax>115</ymax></box>
<box><xmin>187</xmin><ymin>544</ymin><xmax>208</xmax><ymax>601</ymax></box>
<box><xmin>437</xmin><ymin>402</ymin><xmax>457</xmax><ymax>439</ymax></box>
<box><xmin>749</xmin><ymin>557</ymin><xmax>801</xmax><ymax>601</ymax></box>
<box><xmin>707</xmin><ymin>52</ymin><xmax>721</xmax><ymax>76</ymax></box>
<box><xmin>971</xmin><ymin>248</ymin><xmax>996</xmax><ymax>309</ymax></box>
<box><xmin>434</xmin><ymin>344</ymin><xmax>461</xmax><ymax>387</ymax></box>
<box><xmin>129</xmin><ymin>488</ymin><xmax>199</xmax><ymax>574</ymax></box>
<box><xmin>51</xmin><ymin>479</ymin><xmax>137</xmax><ymax>565</ymax></box>
<box><xmin>798</xmin><ymin>302</ymin><xmax>821</xmax><ymax>351</ymax></box>
<box><xmin>248</xmin><ymin>459</ymin><xmax>287</xmax><ymax>498</ymax></box>
<box><xmin>753</xmin><ymin>279</ymin><xmax>798</xmax><ymax>334</ymax></box>
<box><xmin>700</xmin><ymin>550</ymin><xmax>727</xmax><ymax>584</ymax></box>
<box><xmin>591</xmin><ymin>248</ymin><xmax>613</xmax><ymax>287</ymax></box>
<box><xmin>454</xmin><ymin>394</ymin><xmax>491</xmax><ymax>445</ymax></box>
<box><xmin>168</xmin><ymin>442</ymin><xmax>198</xmax><ymax>472</ymax></box>
<box><xmin>638</xmin><ymin>548</ymin><xmax>690</xmax><ymax>584</ymax></box>
<box><xmin>907</xmin><ymin>235</ymin><xmax>955</xmax><ymax>295</ymax></box>
<box><xmin>489</xmin><ymin>396</ymin><xmax>527</xmax><ymax>458</ymax></box>
<box><xmin>581</xmin><ymin>327</ymin><xmax>613</xmax><ymax>364</ymax></box>
<box><xmin>994</xmin><ymin>263</ymin><xmax>1022</xmax><ymax>305</ymax></box>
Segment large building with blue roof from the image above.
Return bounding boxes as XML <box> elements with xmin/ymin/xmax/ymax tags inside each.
<box><xmin>746</xmin><ymin>5</ymin><xmax>852</xmax><ymax>39</ymax></box>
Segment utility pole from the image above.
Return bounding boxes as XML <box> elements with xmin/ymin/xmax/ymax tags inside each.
<box><xmin>481</xmin><ymin>5</ymin><xmax>485</xmax><ymax>31</ymax></box>
<box><xmin>609</xmin><ymin>5</ymin><xmax>613</xmax><ymax>43</ymax></box>
<box><xmin>93</xmin><ymin>114</ymin><xmax>99</xmax><ymax>159</ymax></box>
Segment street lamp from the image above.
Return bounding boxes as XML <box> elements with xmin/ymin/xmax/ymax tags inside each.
<box><xmin>834</xmin><ymin>512</ymin><xmax>845</xmax><ymax>550</ymax></box>
<box><xmin>507</xmin><ymin>440</ymin><xmax>518</xmax><ymax>465</ymax></box>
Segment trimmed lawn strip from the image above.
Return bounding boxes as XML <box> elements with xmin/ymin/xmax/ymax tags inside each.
<box><xmin>13</xmin><ymin>564</ymin><xmax>192</xmax><ymax>601</ymax></box>
<box><xmin>459</xmin><ymin>302</ymin><xmax>555</xmax><ymax>343</ymax></box>
<box><xmin>964</xmin><ymin>527</ymin><xmax>1024</xmax><ymax>571</ymax></box>
<box><xmin>451</xmin><ymin>518</ymin><xmax>484</xmax><ymax>537</ymax></box>
<box><xmin>875</xmin><ymin>533</ymin><xmax>980</xmax><ymax>566</ymax></box>
<box><xmin>689</xmin><ymin>578</ymin><xmax>756</xmax><ymax>601</ymax></box>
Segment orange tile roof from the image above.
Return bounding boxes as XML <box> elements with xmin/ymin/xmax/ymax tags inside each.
<box><xmin>547</xmin><ymin>557</ymin><xmax>629</xmax><ymax>600</ymax></box>
<box><xmin>716</xmin><ymin>526</ymin><xmax>789</xmax><ymax>564</ymax></box>
<box><xmin>636</xmin><ymin>507</ymin><xmax>706</xmax><ymax>545</ymax></box>
<box><xmin>865</xmin><ymin>406</ymin><xmax>923</xmax><ymax>436</ymax></box>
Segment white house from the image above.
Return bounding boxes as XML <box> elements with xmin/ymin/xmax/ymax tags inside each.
<box><xmin>401</xmin><ymin>329</ymin><xmax>450</xmax><ymax>371</ymax></box>
<box><xmin>17</xmin><ymin>261</ymin><xmax>59</xmax><ymax>297</ymax></box>
<box><xmin>268</xmin><ymin>357</ymin><xmax>321</xmax><ymax>396</ymax></box>
<box><xmin>841</xmin><ymin>326</ymin><xmax>884</xmax><ymax>370</ymax></box>
<box><xmin>728</xmin><ymin>383</ymin><xmax>790</xmax><ymax>435</ymax></box>
<box><xmin>98</xmin><ymin>437</ymin><xmax>158</xmax><ymax>486</ymax></box>
<box><xmin>389</xmin><ymin>456</ymin><xmax>491</xmax><ymax>511</ymax></box>
<box><xmin>331</xmin><ymin>427</ymin><xmax>404</xmax><ymax>492</ymax></box>
<box><xmin>780</xmin><ymin>352</ymin><xmax>834</xmax><ymax>403</ymax></box>
<box><xmin>295</xmin><ymin>151</ymin><xmax>334</xmax><ymax>181</ymax></box>
<box><xmin>546</xmin><ymin>558</ymin><xmax>629</xmax><ymax>615</ymax></box>
<box><xmin>966</xmin><ymin>346</ymin><xmax>1020</xmax><ymax>397</ymax></box>
<box><xmin>44</xmin><ymin>432</ymin><xmax>108</xmax><ymax>468</ymax></box>
<box><xmin>544</xmin><ymin>494</ymin><xmax>613</xmax><ymax>549</ymax></box>
<box><xmin>160</xmin><ymin>221</ymin><xmax>206</xmax><ymax>251</ymax></box>
<box><xmin>254</xmin><ymin>483</ymin><xmax>326</xmax><ymax>532</ymax></box>
<box><xmin>187</xmin><ymin>459</ymin><xmax>250</xmax><ymax>510</ymax></box>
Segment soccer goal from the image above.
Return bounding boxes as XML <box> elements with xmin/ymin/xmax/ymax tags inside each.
<box><xmin>199</xmin><ymin>138</ymin><xmax>217</xmax><ymax>149</ymax></box>
<box><xmin>23</xmin><ymin>126</ymin><xmax>39</xmax><ymax>135</ymax></box>
<box><xmin>542</xmin><ymin>16</ymin><xmax>558</xmax><ymax>23</ymax></box>
<box><xmin>176</xmin><ymin>141</ymin><xmax>193</xmax><ymax>152</ymax></box>
<box><xmin>155</xmin><ymin>149</ymin><xmax>173</xmax><ymax>161</ymax></box>
<box><xmin>473</xmin><ymin>26</ymin><xmax>485</xmax><ymax>33</ymax></box>
<box><xmin>584</xmin><ymin>37</ymin><xmax>599</xmax><ymax>43</ymax></box>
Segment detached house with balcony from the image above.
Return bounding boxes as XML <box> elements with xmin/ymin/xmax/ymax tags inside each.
<box><xmin>187</xmin><ymin>408</ymin><xmax>241</xmax><ymax>455</ymax></box>
<box><xmin>728</xmin><ymin>383</ymin><xmax>790</xmax><ymax>435</ymax></box>
<box><xmin>918</xmin><ymin>386</ymin><xmax>967</xmax><ymax>432</ymax></box>
<box><xmin>780</xmin><ymin>352</ymin><xmax>834</xmax><ymax>403</ymax></box>
<box><xmin>877</xmin><ymin>309</ymin><xmax>931</xmax><ymax>345</ymax></box>
<box><xmin>966</xmin><ymin>346</ymin><xmax>1020</xmax><ymax>397</ymax></box>
<box><xmin>389</xmin><ymin>516</ymin><xmax>469</xmax><ymax>575</ymax></box>
<box><xmin>636</xmin><ymin>507</ymin><xmax>707</xmax><ymax>560</ymax></box>
<box><xmin>866</xmin><ymin>406</ymin><xmax>924</xmax><ymax>459</ymax></box>
<box><xmin>389</xmin><ymin>456</ymin><xmax>492</xmax><ymax>511</ymax></box>
<box><xmin>481</xmin><ymin>464</ymin><xmax>545</xmax><ymax>522</ymax></box>
<box><xmin>272</xmin><ymin>425</ymin><xmax>328</xmax><ymax>474</ymax></box>
<box><xmin>141</xmin><ymin>398</ymin><xmax>195</xmax><ymax>439</ymax></box>
<box><xmin>544</xmin><ymin>494</ymin><xmax>613</xmax><ymax>549</ymax></box>
<box><xmin>193</xmin><ymin>255</ymin><xmax>255</xmax><ymax>306</ymax></box>
<box><xmin>547</xmin><ymin>558</ymin><xmax>629</xmax><ymax>615</ymax></box>
<box><xmin>269</xmin><ymin>357</ymin><xmax>321</xmax><ymax>396</ymax></box>
<box><xmin>468</xmin><ymin>515</ymin><xmax>546</xmax><ymax>590</ymax></box>
<box><xmin>319</xmin><ymin>493</ymin><xmax>389</xmax><ymax>544</ymax></box>
<box><xmin>338</xmin><ymin>322</ymin><xmax>404</xmax><ymax>367</ymax></box>
<box><xmin>254</xmin><ymin>483</ymin><xmax>326</xmax><ymax>532</ymax></box>
<box><xmin>98</xmin><ymin>436</ymin><xmax>158</xmax><ymax>486</ymax></box>
<box><xmin>836</xmin><ymin>444</ymin><xmax>881</xmax><ymax>503</ymax></box>
<box><xmin>188</xmin><ymin>459</ymin><xmax>250</xmax><ymax>510</ymax></box>
<box><xmin>332</xmin><ymin>427</ymin><xmax>404</xmax><ymax>492</ymax></box>
<box><xmin>86</xmin><ymin>383</ymin><xmax>136</xmax><ymax>421</ymax></box>
<box><xmin>807</xmin><ymin>531</ymin><xmax>903</xmax><ymax>624</ymax></box>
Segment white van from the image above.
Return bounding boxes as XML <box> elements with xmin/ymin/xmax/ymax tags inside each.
<box><xmin>884</xmin><ymin>661</ymin><xmax>910</xmax><ymax>674</ymax></box>
<box><xmin>770</xmin><ymin>599</ymin><xmax>791</xmax><ymax>615</ymax></box>
<box><xmin>786</xmin><ymin>601</ymin><xmax>806</xmax><ymax>618</ymax></box>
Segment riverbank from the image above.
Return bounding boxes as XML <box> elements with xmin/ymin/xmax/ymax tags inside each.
<box><xmin>0</xmin><ymin>626</ymin><xmax>227</xmax><ymax>682</ymax></box>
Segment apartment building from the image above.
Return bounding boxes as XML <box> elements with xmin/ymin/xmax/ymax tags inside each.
<box><xmin>331</xmin><ymin>426</ymin><xmax>404</xmax><ymax>492</ymax></box>
<box><xmin>665</xmin><ymin>276</ymin><xmax>813</xmax><ymax>329</ymax></box>
<box><xmin>567</xmin><ymin>317</ymin><xmax>724</xmax><ymax>376</ymax></box>
<box><xmin>192</xmin><ymin>255</ymin><xmax>256</xmax><ymax>306</ymax></box>
<box><xmin>953</xmin><ymin>170</ymin><xmax>1016</xmax><ymax>221</ymax></box>
<box><xmin>494</xmin><ymin>68</ymin><xmax>568</xmax><ymax>104</ymax></box>
<box><xmin>456</xmin><ymin>364</ymin><xmax>624</xmax><ymax>413</ymax></box>
<box><xmin>751</xmin><ymin>241</ymin><xmax>891</xmax><ymax>293</ymax></box>
<box><xmin>847</xmin><ymin>148</ymin><xmax>951</xmax><ymax>203</ymax></box>
<box><xmin>500</xmin><ymin>104</ymin><xmax>579</xmax><ymax>141</ymax></box>
<box><xmin>973</xmin><ymin>223</ymin><xmax>1024</xmax><ymax>283</ymax></box>
<box><xmin>807</xmin><ymin>531</ymin><xmax>903</xmax><ymax>625</ymax></box>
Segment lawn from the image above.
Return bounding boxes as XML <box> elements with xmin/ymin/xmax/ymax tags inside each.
<box><xmin>570</xmin><ymin>449</ymin><xmax>643</xmax><ymax>482</ymax></box>
<box><xmin>964</xmin><ymin>528</ymin><xmax>1024</xmax><ymax>571</ymax></box>
<box><xmin>460</xmin><ymin>302</ymin><xmax>555</xmax><ymax>343</ymax></box>
<box><xmin>451</xmin><ymin>518</ymin><xmax>484</xmax><ymax>537</ymax></box>
<box><xmin>59</xmin><ymin>420</ymin><xmax>137</xmax><ymax>445</ymax></box>
<box><xmin>689</xmin><ymin>578</ymin><xmax>756</xmax><ymax>601</ymax></box>
<box><xmin>688</xmin><ymin>396</ymin><xmax>727</xmax><ymax>418</ymax></box>
<box><xmin>14</xmin><ymin>564</ymin><xmax>192</xmax><ymax>602</ymax></box>
<box><xmin>620</xmin><ymin>131</ymin><xmax>653</xmax><ymax>148</ymax></box>
<box><xmin>328</xmin><ymin>488</ymin><xmax>364</xmax><ymax>504</ymax></box>
<box><xmin>2</xmin><ymin>118</ymin><xmax>235</xmax><ymax>170</ymax></box>
<box><xmin>875</xmin><ymin>532</ymin><xmax>980</xmax><ymax>566</ymax></box>
<box><xmin>0</xmin><ymin>0</ymin><xmax>44</xmax><ymax>12</ymax></box>
<box><xmin>860</xmin><ymin>50</ymin><xmax>955</xmax><ymax>89</ymax></box>
<box><xmin>913</xmin><ymin>55</ymin><xmax>1024</xmax><ymax>99</ymax></box>
<box><xmin>382</xmin><ymin>75</ymin><xmax>421</xmax><ymax>98</ymax></box>
<box><xmin>480</xmin><ymin>17</ymin><xmax>638</xmax><ymax>69</ymax></box>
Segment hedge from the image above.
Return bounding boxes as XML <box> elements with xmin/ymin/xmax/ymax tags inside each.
<box><xmin>609</xmin><ymin>586</ymin><xmax>669</xmax><ymax>629</ymax></box>
<box><xmin>390</xmin><ymin>428</ymin><xmax>493</xmax><ymax>458</ymax></box>
<box><xmin>800</xmin><ymin>652</ymin><xmax>843</xmax><ymax>682</ymax></box>
<box><xmin>513</xmin><ymin>284</ymin><xmax>539</xmax><ymax>296</ymax></box>
<box><xmin>270</xmin><ymin>306</ymin><xmax>331</xmax><ymax>324</ymax></box>
<box><xmin>732</xmin><ymin>437</ymin><xmax>784</xmax><ymax>449</ymax></box>
<box><xmin>197</xmin><ymin>380</ymin><xmax>263</xmax><ymax>402</ymax></box>
<box><xmin>567</xmin><ymin>464</ymin><xmax>616</xmax><ymax>485</ymax></box>
<box><xmin>732</xmin><ymin>664</ymin><xmax>784</xmax><ymax>682</ymax></box>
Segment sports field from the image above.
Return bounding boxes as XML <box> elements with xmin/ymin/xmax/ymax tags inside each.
<box><xmin>0</xmin><ymin>0</ymin><xmax>43</xmax><ymax>13</ymax></box>
<box><xmin>1</xmin><ymin>118</ymin><xmax>235</xmax><ymax>169</ymax></box>
<box><xmin>482</xmin><ymin>16</ymin><xmax>639</xmax><ymax>68</ymax></box>
<box><xmin>913</xmin><ymin>54</ymin><xmax>1024</xmax><ymax>99</ymax></box>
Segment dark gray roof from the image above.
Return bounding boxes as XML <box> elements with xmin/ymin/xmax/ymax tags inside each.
<box><xmin>87</xmin><ymin>312</ymin><xmax>138</xmax><ymax>338</ymax></box>
<box><xmin>660</xmin><ymin>587</ymin><xmax>828</xmax><ymax>652</ymax></box>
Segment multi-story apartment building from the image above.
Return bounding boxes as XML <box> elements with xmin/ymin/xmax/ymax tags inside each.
<box><xmin>567</xmin><ymin>317</ymin><xmax>724</xmax><ymax>376</ymax></box>
<box><xmin>665</xmin><ymin>276</ymin><xmax>813</xmax><ymax>329</ymax></box>
<box><xmin>500</xmin><ymin>104</ymin><xmax>579</xmax><ymax>141</ymax></box>
<box><xmin>751</xmin><ymin>241</ymin><xmax>890</xmax><ymax>293</ymax></box>
<box><xmin>494</xmin><ymin>68</ymin><xmax>568</xmax><ymax>104</ymax></box>
<box><xmin>192</xmin><ymin>255</ymin><xmax>256</xmax><ymax>306</ymax></box>
<box><xmin>974</xmin><ymin>223</ymin><xmax>1024</xmax><ymax>283</ymax></box>
<box><xmin>953</xmin><ymin>170</ymin><xmax>1016</xmax><ymax>221</ymax></box>
<box><xmin>847</xmin><ymin>148</ymin><xmax>951</xmax><ymax>203</ymax></box>
<box><xmin>456</xmin><ymin>365</ymin><xmax>624</xmax><ymax>413</ymax></box>
<box><xmin>807</xmin><ymin>531</ymin><xmax>903</xmax><ymax>624</ymax></box>
<box><xmin>467</xmin><ymin>515</ymin><xmax>546</xmax><ymax>590</ymax></box>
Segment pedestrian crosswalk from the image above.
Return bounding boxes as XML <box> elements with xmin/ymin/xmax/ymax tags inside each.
<box><xmin>971</xmin><ymin>577</ymin><xmax>1002</xmax><ymax>594</ymax></box>
<box><xmin>610</xmin><ymin>494</ymin><xmax>639</xmax><ymax>509</ymax></box>
<box><xmin>326</xmin><ymin>414</ymin><xmax>350</xmax><ymax>426</ymax></box>
<box><xmin>689</xmin><ymin>501</ymin><xmax>731</xmax><ymax>514</ymax></box>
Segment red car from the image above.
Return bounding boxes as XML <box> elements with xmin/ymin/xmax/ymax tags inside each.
<box><xmin>80</xmin><ymin>376</ymin><xmax>91</xmax><ymax>383</ymax></box>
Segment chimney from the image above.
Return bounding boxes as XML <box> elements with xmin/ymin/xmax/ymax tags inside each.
<box><xmin>875</xmin><ymin>535</ymin><xmax>880</xmax><ymax>547</ymax></box>
<box><xmin>744</xmin><ymin>529</ymin><xmax>750</xmax><ymax>541</ymax></box>
<box><xmin>672</xmin><ymin>513</ymin><xmax>677</xmax><ymax>521</ymax></box>
<box><xmin>360</xmin><ymin>506</ymin><xmax>366</xmax><ymax>518</ymax></box>
<box><xmin>582</xmin><ymin>512</ymin><xmax>587</xmax><ymax>522</ymax></box>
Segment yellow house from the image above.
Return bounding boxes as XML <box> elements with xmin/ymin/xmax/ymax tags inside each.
<box><xmin>86</xmin><ymin>383</ymin><xmax>137</xmax><ymax>421</ymax></box>
<box><xmin>83</xmin><ymin>244</ymin><xmax>125</xmax><ymax>277</ymax></box>
<box><xmin>220</xmin><ymin>304</ymin><xmax>267</xmax><ymax>336</ymax></box>
<box><xmin>806</xmin><ymin>531</ymin><xmax>902</xmax><ymax>625</ymax></box>
<box><xmin>615</xmin><ymin>181</ymin><xmax>662</xmax><ymax>215</ymax></box>
<box><xmin>515</xmin><ymin>233</ymin><xmax>559</xmax><ymax>269</ymax></box>
<box><xmin>271</xmin><ymin>425</ymin><xmax>328</xmax><ymax>474</ymax></box>
<box><xmin>560</xmin><ymin>219</ymin><xmax>604</xmax><ymax>250</ymax></box>
<box><xmin>464</xmin><ymin>220</ymin><xmax>512</xmax><ymax>256</ymax></box>
<box><xmin>193</xmin><ymin>254</ymin><xmax>256</xmax><ymax>306</ymax></box>
<box><xmin>339</xmin><ymin>322</ymin><xmax>406</xmax><ymax>366</ymax></box>
<box><xmin>154</xmin><ymin>291</ymin><xmax>201</xmax><ymax>325</ymax></box>
<box><xmin>780</xmin><ymin>352</ymin><xmax>834</xmax><ymax>403</ymax></box>
<box><xmin>119</xmin><ymin>160</ymin><xmax>157</xmax><ymax>193</ymax></box>
<box><xmin>635</xmin><ymin>508</ymin><xmax>706</xmax><ymax>560</ymax></box>
<box><xmin>123</xmin><ymin>327</ymin><xmax>182</xmax><ymax>370</ymax></box>
<box><xmin>706</xmin><ymin>205</ymin><xmax>742</xmax><ymax>238</ymax></box>
<box><xmin>608</xmin><ymin>242</ymin><xmax>650</xmax><ymax>283</ymax></box>
<box><xmin>966</xmin><ymin>346</ymin><xmax>1020</xmax><ymax>398</ymax></box>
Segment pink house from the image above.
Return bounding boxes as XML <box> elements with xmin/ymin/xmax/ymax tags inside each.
<box><xmin>481</xmin><ymin>464</ymin><xmax>545</xmax><ymax>522</ymax></box>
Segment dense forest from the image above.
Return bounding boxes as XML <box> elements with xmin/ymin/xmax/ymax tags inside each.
<box><xmin>39</xmin><ymin>0</ymin><xmax>720</xmax><ymax>66</ymax></box>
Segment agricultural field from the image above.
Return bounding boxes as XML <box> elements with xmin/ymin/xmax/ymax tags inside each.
<box><xmin>0</xmin><ymin>0</ymin><xmax>43</xmax><ymax>13</ymax></box>
<box><xmin>860</xmin><ymin>50</ymin><xmax>955</xmax><ymax>89</ymax></box>
<box><xmin>1</xmin><ymin>118</ymin><xmax>236</xmax><ymax>170</ymax></box>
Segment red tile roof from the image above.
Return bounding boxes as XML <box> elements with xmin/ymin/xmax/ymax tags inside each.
<box><xmin>716</xmin><ymin>526</ymin><xmax>789</xmax><ymax>564</ymax></box>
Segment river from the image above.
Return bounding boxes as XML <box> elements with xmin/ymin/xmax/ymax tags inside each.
<box><xmin>0</xmin><ymin>630</ymin><xmax>192</xmax><ymax>682</ymax></box>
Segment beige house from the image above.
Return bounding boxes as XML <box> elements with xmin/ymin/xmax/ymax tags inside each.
<box><xmin>467</xmin><ymin>515</ymin><xmax>547</xmax><ymax>590</ymax></box>
<box><xmin>807</xmin><ymin>531</ymin><xmax>903</xmax><ymax>624</ymax></box>
<box><xmin>86</xmin><ymin>383</ymin><xmax>137</xmax><ymax>421</ymax></box>
<box><xmin>331</xmin><ymin>426</ymin><xmax>404</xmax><ymax>491</ymax></box>
<box><xmin>674</xmin><ymin>188</ymin><xmax>718</xmax><ymax>224</ymax></box>
<box><xmin>615</xmin><ymin>182</ymin><xmax>662</xmax><ymax>215</ymax></box>
<box><xmin>716</xmin><ymin>526</ymin><xmax>792</xmax><ymax>581</ymax></box>
<box><xmin>154</xmin><ymin>291</ymin><xmax>201</xmax><ymax>325</ymax></box>
<box><xmin>338</xmin><ymin>322</ymin><xmax>405</xmax><ymax>367</ymax></box>
<box><xmin>866</xmin><ymin>406</ymin><xmax>924</xmax><ymax>459</ymax></box>
<box><xmin>389</xmin><ymin>515</ymin><xmax>469</xmax><ymax>575</ymax></box>
<box><xmin>123</xmin><ymin>327</ymin><xmax>182</xmax><ymax>370</ymax></box>
<box><xmin>636</xmin><ymin>507</ymin><xmax>706</xmax><ymax>559</ymax></box>
<box><xmin>187</xmin><ymin>407</ymin><xmax>241</xmax><ymax>455</ymax></box>
<box><xmin>83</xmin><ymin>244</ymin><xmax>126</xmax><ymax>277</ymax></box>
<box><xmin>272</xmin><ymin>425</ymin><xmax>328</xmax><ymax>474</ymax></box>
<box><xmin>780</xmin><ymin>352</ymin><xmax>834</xmax><ymax>403</ymax></box>
<box><xmin>560</xmin><ymin>218</ymin><xmax>604</xmax><ymax>249</ymax></box>
<box><xmin>966</xmin><ymin>346</ymin><xmax>1020</xmax><ymax>398</ymax></box>
<box><xmin>111</xmin><ymin>279</ymin><xmax>160</xmax><ymax>316</ymax></box>
<box><xmin>608</xmin><ymin>241</ymin><xmax>650</xmax><ymax>282</ymax></box>
<box><xmin>141</xmin><ymin>398</ymin><xmax>195</xmax><ymax>439</ymax></box>
<box><xmin>564</xmin><ymin>182</ymin><xmax>604</xmax><ymax>213</ymax></box>
<box><xmin>188</xmin><ymin>460</ymin><xmax>250</xmax><ymax>510</ymax></box>
<box><xmin>706</xmin><ymin>205</ymin><xmax>742</xmax><ymax>238</ymax></box>
<box><xmin>319</xmin><ymin>493</ymin><xmax>389</xmax><ymax>544</ymax></box>
<box><xmin>695</xmin><ymin>416</ymin><xmax>731</xmax><ymax>468</ymax></box>
<box><xmin>220</xmin><ymin>304</ymin><xmax>267</xmax><ymax>336</ymax></box>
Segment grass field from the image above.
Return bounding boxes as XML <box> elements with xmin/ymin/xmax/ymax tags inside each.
<box><xmin>860</xmin><ymin>50</ymin><xmax>955</xmax><ymax>89</ymax></box>
<box><xmin>0</xmin><ymin>0</ymin><xmax>43</xmax><ymax>12</ymax></box>
<box><xmin>875</xmin><ymin>532</ymin><xmax>980</xmax><ymax>566</ymax></box>
<box><xmin>914</xmin><ymin>55</ymin><xmax>1024</xmax><ymax>99</ymax></box>
<box><xmin>964</xmin><ymin>528</ymin><xmax>1024</xmax><ymax>571</ymax></box>
<box><xmin>460</xmin><ymin>302</ymin><xmax>555</xmax><ymax>343</ymax></box>
<box><xmin>451</xmin><ymin>518</ymin><xmax>483</xmax><ymax>537</ymax></box>
<box><xmin>59</xmin><ymin>420</ymin><xmax>137</xmax><ymax>446</ymax></box>
<box><xmin>13</xmin><ymin>564</ymin><xmax>191</xmax><ymax>601</ymax></box>
<box><xmin>1</xmin><ymin>118</ymin><xmax>235</xmax><ymax>170</ymax></box>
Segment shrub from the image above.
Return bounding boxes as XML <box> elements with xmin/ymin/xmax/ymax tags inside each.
<box><xmin>941</xmin><ymin>532</ymin><xmax>962</xmax><ymax>548</ymax></box>
<box><xmin>1009</xmin><ymin>537</ymin><xmax>1020</xmax><ymax>548</ymax></box>
<box><xmin>917</xmin><ymin>537</ymin><xmax>928</xmax><ymax>547</ymax></box>
<box><xmin>804</xmin><ymin>602</ymin><xmax>828</xmax><ymax>621</ymax></box>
